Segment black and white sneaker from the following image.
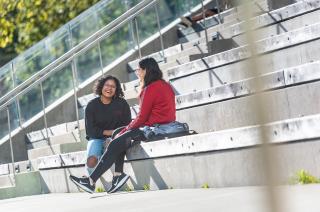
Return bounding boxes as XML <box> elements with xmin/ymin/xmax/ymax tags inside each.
<box><xmin>107</xmin><ymin>173</ymin><xmax>130</xmax><ymax>193</ymax></box>
<box><xmin>69</xmin><ymin>175</ymin><xmax>95</xmax><ymax>194</ymax></box>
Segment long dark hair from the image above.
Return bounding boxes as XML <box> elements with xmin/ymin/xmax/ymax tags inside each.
<box><xmin>93</xmin><ymin>75</ymin><xmax>124</xmax><ymax>98</ymax></box>
<box><xmin>139</xmin><ymin>58</ymin><xmax>163</xmax><ymax>87</ymax></box>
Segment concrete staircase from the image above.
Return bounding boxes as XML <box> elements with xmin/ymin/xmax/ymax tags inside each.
<box><xmin>1</xmin><ymin>0</ymin><xmax>320</xmax><ymax>199</ymax></box>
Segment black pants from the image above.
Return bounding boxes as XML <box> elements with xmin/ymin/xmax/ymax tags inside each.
<box><xmin>90</xmin><ymin>128</ymin><xmax>145</xmax><ymax>182</ymax></box>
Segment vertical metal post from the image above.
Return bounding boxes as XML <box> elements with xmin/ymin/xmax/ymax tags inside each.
<box><xmin>93</xmin><ymin>11</ymin><xmax>104</xmax><ymax>77</ymax></box>
<box><xmin>71</xmin><ymin>61</ymin><xmax>81</xmax><ymax>140</ymax></box>
<box><xmin>134</xmin><ymin>18</ymin><xmax>142</xmax><ymax>59</ymax></box>
<box><xmin>215</xmin><ymin>0</ymin><xmax>222</xmax><ymax>24</ymax></box>
<box><xmin>6</xmin><ymin>107</ymin><xmax>15</xmax><ymax>177</ymax></box>
<box><xmin>154</xmin><ymin>1</ymin><xmax>166</xmax><ymax>62</ymax></box>
<box><xmin>97</xmin><ymin>42</ymin><xmax>104</xmax><ymax>76</ymax></box>
<box><xmin>11</xmin><ymin>62</ymin><xmax>23</xmax><ymax>127</ymax></box>
<box><xmin>201</xmin><ymin>0</ymin><xmax>209</xmax><ymax>48</ymax></box>
<box><xmin>124</xmin><ymin>0</ymin><xmax>136</xmax><ymax>54</ymax></box>
<box><xmin>40</xmin><ymin>83</ymin><xmax>50</xmax><ymax>144</ymax></box>
<box><xmin>68</xmin><ymin>25</ymin><xmax>81</xmax><ymax>139</ymax></box>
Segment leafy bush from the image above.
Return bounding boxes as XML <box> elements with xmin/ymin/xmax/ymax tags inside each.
<box><xmin>290</xmin><ymin>169</ymin><xmax>320</xmax><ymax>184</ymax></box>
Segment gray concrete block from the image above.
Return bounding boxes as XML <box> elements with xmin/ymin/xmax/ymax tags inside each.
<box><xmin>27</xmin><ymin>141</ymin><xmax>87</xmax><ymax>160</ymax></box>
<box><xmin>27</xmin><ymin>128</ymin><xmax>85</xmax><ymax>149</ymax></box>
<box><xmin>35</xmin><ymin>113</ymin><xmax>320</xmax><ymax>192</ymax></box>
<box><xmin>36</xmin><ymin>113</ymin><xmax>320</xmax><ymax>167</ymax></box>
<box><xmin>177</xmin><ymin>80</ymin><xmax>320</xmax><ymax>133</ymax></box>
<box><xmin>0</xmin><ymin>174</ymin><xmax>15</xmax><ymax>188</ymax></box>
<box><xmin>0</xmin><ymin>164</ymin><xmax>9</xmax><ymax>176</ymax></box>
<box><xmin>175</xmin><ymin>60</ymin><xmax>319</xmax><ymax>109</ymax></box>
<box><xmin>0</xmin><ymin>171</ymin><xmax>45</xmax><ymax>200</ymax></box>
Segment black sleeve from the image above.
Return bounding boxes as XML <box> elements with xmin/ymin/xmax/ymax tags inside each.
<box><xmin>85</xmin><ymin>101</ymin><xmax>104</xmax><ymax>139</ymax></box>
<box><xmin>120</xmin><ymin>99</ymin><xmax>132</xmax><ymax>127</ymax></box>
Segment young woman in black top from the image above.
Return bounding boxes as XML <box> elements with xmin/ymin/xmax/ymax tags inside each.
<box><xmin>84</xmin><ymin>75</ymin><xmax>131</xmax><ymax>178</ymax></box>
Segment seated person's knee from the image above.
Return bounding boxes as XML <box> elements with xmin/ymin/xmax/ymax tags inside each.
<box><xmin>87</xmin><ymin>156</ymin><xmax>98</xmax><ymax>168</ymax></box>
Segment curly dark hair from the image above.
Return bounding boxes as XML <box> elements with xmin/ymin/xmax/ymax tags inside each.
<box><xmin>93</xmin><ymin>75</ymin><xmax>124</xmax><ymax>98</ymax></box>
<box><xmin>139</xmin><ymin>57</ymin><xmax>163</xmax><ymax>87</ymax></box>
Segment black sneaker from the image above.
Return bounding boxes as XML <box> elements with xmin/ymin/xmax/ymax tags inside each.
<box><xmin>107</xmin><ymin>173</ymin><xmax>130</xmax><ymax>193</ymax></box>
<box><xmin>69</xmin><ymin>175</ymin><xmax>95</xmax><ymax>194</ymax></box>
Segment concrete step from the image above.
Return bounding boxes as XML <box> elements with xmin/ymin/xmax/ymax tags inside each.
<box><xmin>177</xmin><ymin>80</ymin><xmax>320</xmax><ymax>133</ymax></box>
<box><xmin>27</xmin><ymin>141</ymin><xmax>87</xmax><ymax>160</ymax></box>
<box><xmin>124</xmin><ymin>0</ymin><xmax>320</xmax><ymax>92</ymax></box>
<box><xmin>124</xmin><ymin>21</ymin><xmax>320</xmax><ymax>101</ymax></box>
<box><xmin>0</xmin><ymin>171</ymin><xmax>45</xmax><ymax>200</ymax></box>
<box><xmin>26</xmin><ymin>120</ymin><xmax>85</xmax><ymax>145</ymax></box>
<box><xmin>175</xmin><ymin>60</ymin><xmax>320</xmax><ymax>109</ymax></box>
<box><xmin>36</xmin><ymin>113</ymin><xmax>320</xmax><ymax>192</ymax></box>
<box><xmin>168</xmin><ymin>22</ymin><xmax>320</xmax><ymax>94</ymax></box>
<box><xmin>28</xmin><ymin>129</ymin><xmax>86</xmax><ymax>150</ymax></box>
<box><xmin>0</xmin><ymin>174</ymin><xmax>15</xmax><ymax>188</ymax></box>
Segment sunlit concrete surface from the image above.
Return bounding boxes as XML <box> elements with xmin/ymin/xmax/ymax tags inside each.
<box><xmin>1</xmin><ymin>185</ymin><xmax>319</xmax><ymax>212</ymax></box>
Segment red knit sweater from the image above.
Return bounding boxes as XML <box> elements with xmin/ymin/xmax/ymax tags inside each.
<box><xmin>120</xmin><ymin>80</ymin><xmax>176</xmax><ymax>134</ymax></box>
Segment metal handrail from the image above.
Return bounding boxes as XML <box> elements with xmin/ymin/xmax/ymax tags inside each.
<box><xmin>0</xmin><ymin>0</ymin><xmax>156</xmax><ymax>111</ymax></box>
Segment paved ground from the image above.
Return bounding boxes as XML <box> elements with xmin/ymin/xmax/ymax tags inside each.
<box><xmin>0</xmin><ymin>185</ymin><xmax>319</xmax><ymax>212</ymax></box>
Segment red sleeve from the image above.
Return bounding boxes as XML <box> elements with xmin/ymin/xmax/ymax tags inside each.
<box><xmin>119</xmin><ymin>86</ymin><xmax>155</xmax><ymax>135</ymax></box>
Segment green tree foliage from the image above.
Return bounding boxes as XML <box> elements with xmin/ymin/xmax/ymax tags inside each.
<box><xmin>0</xmin><ymin>0</ymin><xmax>100</xmax><ymax>54</ymax></box>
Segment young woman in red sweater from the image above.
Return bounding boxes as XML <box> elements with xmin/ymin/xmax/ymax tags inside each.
<box><xmin>70</xmin><ymin>57</ymin><xmax>176</xmax><ymax>194</ymax></box>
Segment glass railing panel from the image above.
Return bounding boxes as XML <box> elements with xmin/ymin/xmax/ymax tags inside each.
<box><xmin>70</xmin><ymin>12</ymin><xmax>100</xmax><ymax>46</ymax></box>
<box><xmin>0</xmin><ymin>108</ymin><xmax>8</xmax><ymax>140</ymax></box>
<box><xmin>158</xmin><ymin>0</ymin><xmax>202</xmax><ymax>27</ymax></box>
<box><xmin>135</xmin><ymin>6</ymin><xmax>158</xmax><ymax>44</ymax></box>
<box><xmin>96</xmin><ymin>0</ymin><xmax>129</xmax><ymax>29</ymax></box>
<box><xmin>76</xmin><ymin>45</ymin><xmax>102</xmax><ymax>83</ymax></box>
<box><xmin>43</xmin><ymin>64</ymin><xmax>74</xmax><ymax>106</ymax></box>
<box><xmin>18</xmin><ymin>85</ymin><xmax>42</xmax><ymax>123</ymax></box>
<box><xmin>100</xmin><ymin>23</ymin><xmax>135</xmax><ymax>67</ymax></box>
<box><xmin>0</xmin><ymin>63</ymin><xmax>14</xmax><ymax>97</ymax></box>
<box><xmin>13</xmin><ymin>27</ymin><xmax>70</xmax><ymax>85</ymax></box>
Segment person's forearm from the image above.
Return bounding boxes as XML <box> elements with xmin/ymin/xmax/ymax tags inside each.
<box><xmin>103</xmin><ymin>130</ymin><xmax>114</xmax><ymax>136</ymax></box>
